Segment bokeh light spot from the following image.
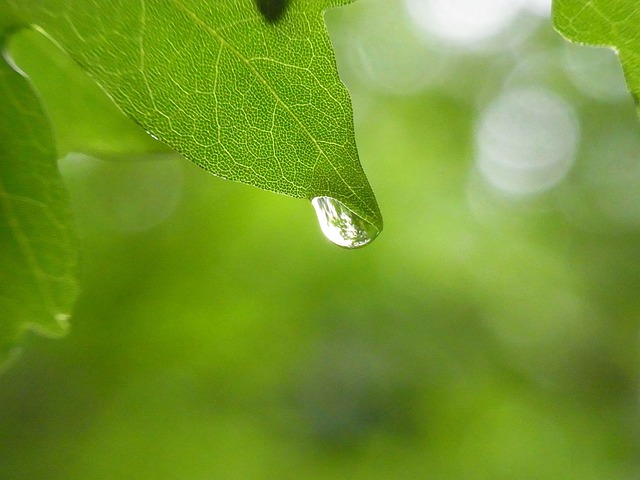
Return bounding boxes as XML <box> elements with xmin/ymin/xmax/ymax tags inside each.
<box><xmin>563</xmin><ymin>43</ymin><xmax>629</xmax><ymax>102</ymax></box>
<box><xmin>405</xmin><ymin>0</ymin><xmax>524</xmax><ymax>47</ymax></box>
<box><xmin>475</xmin><ymin>87</ymin><xmax>579</xmax><ymax>195</ymax></box>
<box><xmin>59</xmin><ymin>153</ymin><xmax>184</xmax><ymax>233</ymax></box>
<box><xmin>336</xmin><ymin>0</ymin><xmax>445</xmax><ymax>95</ymax></box>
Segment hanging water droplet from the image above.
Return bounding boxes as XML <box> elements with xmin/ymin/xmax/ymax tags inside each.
<box><xmin>311</xmin><ymin>196</ymin><xmax>380</xmax><ymax>249</ymax></box>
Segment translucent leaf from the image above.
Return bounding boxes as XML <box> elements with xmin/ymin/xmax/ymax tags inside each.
<box><xmin>7</xmin><ymin>0</ymin><xmax>382</xmax><ymax>233</ymax></box>
<box><xmin>553</xmin><ymin>0</ymin><xmax>640</xmax><ymax>113</ymax></box>
<box><xmin>0</xmin><ymin>11</ymin><xmax>78</xmax><ymax>363</ymax></box>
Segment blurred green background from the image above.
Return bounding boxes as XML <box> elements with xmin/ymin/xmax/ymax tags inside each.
<box><xmin>1</xmin><ymin>0</ymin><xmax>639</xmax><ymax>478</ymax></box>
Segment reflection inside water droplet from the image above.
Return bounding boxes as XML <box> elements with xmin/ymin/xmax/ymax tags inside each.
<box><xmin>311</xmin><ymin>197</ymin><xmax>380</xmax><ymax>249</ymax></box>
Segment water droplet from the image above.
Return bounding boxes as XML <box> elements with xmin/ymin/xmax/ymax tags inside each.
<box><xmin>312</xmin><ymin>196</ymin><xmax>380</xmax><ymax>249</ymax></box>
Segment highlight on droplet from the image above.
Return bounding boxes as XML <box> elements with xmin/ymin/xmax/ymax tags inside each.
<box><xmin>311</xmin><ymin>196</ymin><xmax>380</xmax><ymax>249</ymax></box>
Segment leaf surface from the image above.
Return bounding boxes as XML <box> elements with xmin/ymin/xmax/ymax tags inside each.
<box><xmin>553</xmin><ymin>0</ymin><xmax>640</xmax><ymax>111</ymax></box>
<box><xmin>7</xmin><ymin>0</ymin><xmax>382</xmax><ymax>231</ymax></box>
<box><xmin>0</xmin><ymin>9</ymin><xmax>78</xmax><ymax>363</ymax></box>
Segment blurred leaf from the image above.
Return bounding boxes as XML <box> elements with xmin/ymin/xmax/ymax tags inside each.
<box><xmin>9</xmin><ymin>29</ymin><xmax>169</xmax><ymax>159</ymax></box>
<box><xmin>7</xmin><ymin>0</ymin><xmax>382</xmax><ymax>232</ymax></box>
<box><xmin>0</xmin><ymin>12</ymin><xmax>78</xmax><ymax>364</ymax></box>
<box><xmin>553</xmin><ymin>0</ymin><xmax>640</xmax><ymax>112</ymax></box>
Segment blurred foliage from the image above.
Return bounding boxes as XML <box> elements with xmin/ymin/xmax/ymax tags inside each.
<box><xmin>1</xmin><ymin>0</ymin><xmax>640</xmax><ymax>479</ymax></box>
<box><xmin>0</xmin><ymin>16</ymin><xmax>78</xmax><ymax>358</ymax></box>
<box><xmin>9</xmin><ymin>30</ymin><xmax>166</xmax><ymax>159</ymax></box>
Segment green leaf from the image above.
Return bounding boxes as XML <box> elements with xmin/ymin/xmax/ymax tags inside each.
<box><xmin>0</xmin><ymin>0</ymin><xmax>379</xmax><ymax>361</ymax></box>
<box><xmin>7</xmin><ymin>0</ymin><xmax>382</xmax><ymax>233</ymax></box>
<box><xmin>8</xmin><ymin>29</ymin><xmax>169</xmax><ymax>159</ymax></box>
<box><xmin>553</xmin><ymin>0</ymin><xmax>640</xmax><ymax>111</ymax></box>
<box><xmin>0</xmin><ymin>13</ymin><xmax>78</xmax><ymax>363</ymax></box>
